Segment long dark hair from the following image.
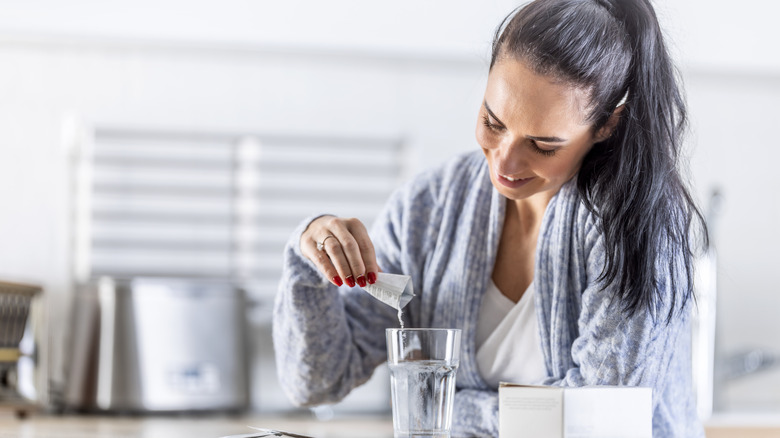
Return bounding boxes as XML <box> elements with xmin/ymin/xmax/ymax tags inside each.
<box><xmin>491</xmin><ymin>0</ymin><xmax>707</xmax><ymax>322</ymax></box>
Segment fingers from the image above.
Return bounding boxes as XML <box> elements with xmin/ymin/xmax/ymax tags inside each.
<box><xmin>301</xmin><ymin>216</ymin><xmax>379</xmax><ymax>288</ymax></box>
<box><xmin>330</xmin><ymin>225</ymin><xmax>364</xmax><ymax>287</ymax></box>
<box><xmin>304</xmin><ymin>235</ymin><xmax>344</xmax><ymax>286</ymax></box>
<box><xmin>345</xmin><ymin>219</ymin><xmax>379</xmax><ymax>286</ymax></box>
<box><xmin>324</xmin><ymin>230</ymin><xmax>357</xmax><ymax>286</ymax></box>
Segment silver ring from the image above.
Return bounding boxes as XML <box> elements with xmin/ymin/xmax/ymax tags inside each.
<box><xmin>316</xmin><ymin>235</ymin><xmax>336</xmax><ymax>251</ymax></box>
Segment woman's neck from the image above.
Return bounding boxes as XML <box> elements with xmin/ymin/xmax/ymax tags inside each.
<box><xmin>506</xmin><ymin>192</ymin><xmax>554</xmax><ymax>235</ymax></box>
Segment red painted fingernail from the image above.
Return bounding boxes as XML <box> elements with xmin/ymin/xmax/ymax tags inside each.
<box><xmin>345</xmin><ymin>276</ymin><xmax>356</xmax><ymax>287</ymax></box>
<box><xmin>357</xmin><ymin>275</ymin><xmax>367</xmax><ymax>288</ymax></box>
<box><xmin>332</xmin><ymin>276</ymin><xmax>343</xmax><ymax>287</ymax></box>
<box><xmin>367</xmin><ymin>272</ymin><xmax>377</xmax><ymax>284</ymax></box>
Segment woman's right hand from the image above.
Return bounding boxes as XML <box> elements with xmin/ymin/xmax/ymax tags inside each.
<box><xmin>300</xmin><ymin>215</ymin><xmax>379</xmax><ymax>288</ymax></box>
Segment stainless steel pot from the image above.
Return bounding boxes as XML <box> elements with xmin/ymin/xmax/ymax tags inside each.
<box><xmin>65</xmin><ymin>277</ymin><xmax>249</xmax><ymax>412</ymax></box>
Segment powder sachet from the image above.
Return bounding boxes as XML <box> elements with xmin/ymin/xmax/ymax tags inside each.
<box><xmin>361</xmin><ymin>272</ymin><xmax>414</xmax><ymax>310</ymax></box>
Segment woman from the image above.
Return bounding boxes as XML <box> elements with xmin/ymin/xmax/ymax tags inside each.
<box><xmin>273</xmin><ymin>0</ymin><xmax>706</xmax><ymax>436</ymax></box>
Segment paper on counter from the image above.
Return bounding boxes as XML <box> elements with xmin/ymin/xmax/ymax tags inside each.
<box><xmin>360</xmin><ymin>272</ymin><xmax>414</xmax><ymax>310</ymax></box>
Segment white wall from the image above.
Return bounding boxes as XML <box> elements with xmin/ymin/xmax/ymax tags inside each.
<box><xmin>686</xmin><ymin>70</ymin><xmax>780</xmax><ymax>411</ymax></box>
<box><xmin>659</xmin><ymin>0</ymin><xmax>780</xmax><ymax>412</ymax></box>
<box><xmin>0</xmin><ymin>0</ymin><xmax>779</xmax><ymax>413</ymax></box>
<box><xmin>0</xmin><ymin>0</ymin><xmax>517</xmax><ymax>58</ymax></box>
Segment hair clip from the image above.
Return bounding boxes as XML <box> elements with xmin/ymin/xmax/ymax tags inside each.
<box><xmin>616</xmin><ymin>89</ymin><xmax>629</xmax><ymax>108</ymax></box>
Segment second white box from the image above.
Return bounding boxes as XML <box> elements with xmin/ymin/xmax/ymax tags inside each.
<box><xmin>498</xmin><ymin>383</ymin><xmax>652</xmax><ymax>438</ymax></box>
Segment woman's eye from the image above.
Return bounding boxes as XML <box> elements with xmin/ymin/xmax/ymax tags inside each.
<box><xmin>481</xmin><ymin>113</ymin><xmax>558</xmax><ymax>157</ymax></box>
<box><xmin>481</xmin><ymin>115</ymin><xmax>504</xmax><ymax>132</ymax></box>
<box><xmin>530</xmin><ymin>140</ymin><xmax>557</xmax><ymax>157</ymax></box>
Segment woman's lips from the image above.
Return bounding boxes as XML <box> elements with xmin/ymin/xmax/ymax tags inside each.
<box><xmin>497</xmin><ymin>172</ymin><xmax>534</xmax><ymax>189</ymax></box>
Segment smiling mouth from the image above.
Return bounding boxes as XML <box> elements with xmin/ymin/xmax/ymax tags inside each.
<box><xmin>496</xmin><ymin>171</ymin><xmax>535</xmax><ymax>188</ymax></box>
<box><xmin>500</xmin><ymin>173</ymin><xmax>531</xmax><ymax>182</ymax></box>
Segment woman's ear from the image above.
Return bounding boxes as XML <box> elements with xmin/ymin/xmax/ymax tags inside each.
<box><xmin>594</xmin><ymin>105</ymin><xmax>625</xmax><ymax>143</ymax></box>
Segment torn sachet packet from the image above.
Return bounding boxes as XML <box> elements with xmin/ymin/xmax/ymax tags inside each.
<box><xmin>360</xmin><ymin>272</ymin><xmax>414</xmax><ymax>310</ymax></box>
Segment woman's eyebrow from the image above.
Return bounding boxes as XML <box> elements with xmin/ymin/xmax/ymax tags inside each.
<box><xmin>484</xmin><ymin>100</ymin><xmax>568</xmax><ymax>143</ymax></box>
<box><xmin>526</xmin><ymin>135</ymin><xmax>567</xmax><ymax>143</ymax></box>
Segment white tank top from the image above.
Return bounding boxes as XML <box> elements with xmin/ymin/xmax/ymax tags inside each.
<box><xmin>475</xmin><ymin>279</ymin><xmax>548</xmax><ymax>388</ymax></box>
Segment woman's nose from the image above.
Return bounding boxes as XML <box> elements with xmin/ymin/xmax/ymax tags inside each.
<box><xmin>495</xmin><ymin>137</ymin><xmax>529</xmax><ymax>164</ymax></box>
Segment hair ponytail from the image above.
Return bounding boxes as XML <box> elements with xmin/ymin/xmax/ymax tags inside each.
<box><xmin>492</xmin><ymin>0</ymin><xmax>707</xmax><ymax>322</ymax></box>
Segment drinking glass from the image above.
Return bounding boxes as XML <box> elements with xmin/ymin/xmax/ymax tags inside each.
<box><xmin>386</xmin><ymin>328</ymin><xmax>461</xmax><ymax>438</ymax></box>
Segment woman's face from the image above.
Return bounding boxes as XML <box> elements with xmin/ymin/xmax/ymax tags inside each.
<box><xmin>476</xmin><ymin>58</ymin><xmax>607</xmax><ymax>203</ymax></box>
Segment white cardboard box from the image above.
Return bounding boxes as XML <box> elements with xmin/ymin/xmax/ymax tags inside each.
<box><xmin>498</xmin><ymin>383</ymin><xmax>652</xmax><ymax>438</ymax></box>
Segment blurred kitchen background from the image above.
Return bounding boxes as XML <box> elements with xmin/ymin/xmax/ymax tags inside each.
<box><xmin>0</xmin><ymin>0</ymin><xmax>778</xmax><ymax>423</ymax></box>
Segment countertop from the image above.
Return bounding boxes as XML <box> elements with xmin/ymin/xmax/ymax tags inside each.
<box><xmin>0</xmin><ymin>412</ymin><xmax>394</xmax><ymax>438</ymax></box>
<box><xmin>1</xmin><ymin>411</ymin><xmax>779</xmax><ymax>437</ymax></box>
